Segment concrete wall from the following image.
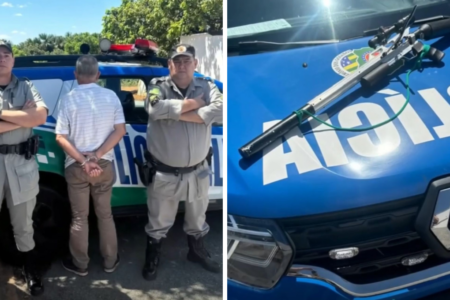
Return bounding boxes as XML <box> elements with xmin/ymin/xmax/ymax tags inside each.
<box><xmin>180</xmin><ymin>33</ymin><xmax>223</xmax><ymax>81</ymax></box>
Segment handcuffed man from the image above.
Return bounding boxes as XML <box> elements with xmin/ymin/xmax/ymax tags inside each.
<box><xmin>55</xmin><ymin>55</ymin><xmax>125</xmax><ymax>277</ymax></box>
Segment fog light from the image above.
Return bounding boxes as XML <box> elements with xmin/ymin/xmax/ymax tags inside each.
<box><xmin>401</xmin><ymin>253</ymin><xmax>428</xmax><ymax>266</ymax></box>
<box><xmin>329</xmin><ymin>247</ymin><xmax>359</xmax><ymax>260</ymax></box>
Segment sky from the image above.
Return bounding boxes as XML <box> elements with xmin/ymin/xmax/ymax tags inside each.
<box><xmin>0</xmin><ymin>0</ymin><xmax>122</xmax><ymax>44</ymax></box>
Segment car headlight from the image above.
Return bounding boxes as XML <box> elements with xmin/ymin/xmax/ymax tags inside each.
<box><xmin>227</xmin><ymin>214</ymin><xmax>293</xmax><ymax>289</ymax></box>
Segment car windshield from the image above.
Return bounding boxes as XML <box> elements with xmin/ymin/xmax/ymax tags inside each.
<box><xmin>228</xmin><ymin>0</ymin><xmax>450</xmax><ymax>49</ymax></box>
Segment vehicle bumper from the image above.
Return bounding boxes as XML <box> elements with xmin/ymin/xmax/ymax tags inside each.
<box><xmin>228</xmin><ymin>262</ymin><xmax>450</xmax><ymax>300</ymax></box>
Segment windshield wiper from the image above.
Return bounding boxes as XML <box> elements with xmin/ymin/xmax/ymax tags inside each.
<box><xmin>230</xmin><ymin>14</ymin><xmax>450</xmax><ymax>55</ymax></box>
<box><xmin>230</xmin><ymin>39</ymin><xmax>340</xmax><ymax>55</ymax></box>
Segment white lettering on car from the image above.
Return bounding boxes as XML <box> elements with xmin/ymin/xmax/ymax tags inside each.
<box><xmin>262</xmin><ymin>120</ymin><xmax>322</xmax><ymax>185</ymax></box>
<box><xmin>262</xmin><ymin>87</ymin><xmax>450</xmax><ymax>185</ymax></box>
<box><xmin>309</xmin><ymin>113</ymin><xmax>349</xmax><ymax>167</ymax></box>
<box><xmin>384</xmin><ymin>91</ymin><xmax>434</xmax><ymax>145</ymax></box>
<box><xmin>338</xmin><ymin>102</ymin><xmax>401</xmax><ymax>157</ymax></box>
<box><xmin>419</xmin><ymin>88</ymin><xmax>450</xmax><ymax>139</ymax></box>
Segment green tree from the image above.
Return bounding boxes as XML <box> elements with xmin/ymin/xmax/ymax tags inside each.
<box><xmin>4</xmin><ymin>0</ymin><xmax>222</xmax><ymax>58</ymax></box>
<box><xmin>9</xmin><ymin>32</ymin><xmax>101</xmax><ymax>56</ymax></box>
<box><xmin>12</xmin><ymin>34</ymin><xmax>66</xmax><ymax>56</ymax></box>
<box><xmin>64</xmin><ymin>32</ymin><xmax>102</xmax><ymax>54</ymax></box>
<box><xmin>34</xmin><ymin>34</ymin><xmax>65</xmax><ymax>53</ymax></box>
<box><xmin>12</xmin><ymin>45</ymin><xmax>27</xmax><ymax>57</ymax></box>
<box><xmin>101</xmin><ymin>0</ymin><xmax>223</xmax><ymax>57</ymax></box>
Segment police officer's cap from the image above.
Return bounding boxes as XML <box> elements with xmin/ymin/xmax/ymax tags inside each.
<box><xmin>0</xmin><ymin>40</ymin><xmax>13</xmax><ymax>55</ymax></box>
<box><xmin>169</xmin><ymin>44</ymin><xmax>195</xmax><ymax>59</ymax></box>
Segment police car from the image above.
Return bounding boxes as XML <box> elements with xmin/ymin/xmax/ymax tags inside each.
<box><xmin>0</xmin><ymin>38</ymin><xmax>223</xmax><ymax>266</ymax></box>
<box><xmin>228</xmin><ymin>0</ymin><xmax>450</xmax><ymax>299</ymax></box>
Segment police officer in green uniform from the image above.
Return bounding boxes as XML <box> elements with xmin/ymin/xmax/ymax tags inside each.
<box><xmin>140</xmin><ymin>43</ymin><xmax>223</xmax><ymax>280</ymax></box>
<box><xmin>0</xmin><ymin>41</ymin><xmax>48</xmax><ymax>296</ymax></box>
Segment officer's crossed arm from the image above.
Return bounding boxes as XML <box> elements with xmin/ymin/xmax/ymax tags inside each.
<box><xmin>180</xmin><ymin>80</ymin><xmax>223</xmax><ymax>125</ymax></box>
<box><xmin>0</xmin><ymin>121</ymin><xmax>20</xmax><ymax>133</ymax></box>
<box><xmin>0</xmin><ymin>98</ymin><xmax>36</xmax><ymax>133</ymax></box>
<box><xmin>0</xmin><ymin>81</ymin><xmax>48</xmax><ymax>127</ymax></box>
<box><xmin>145</xmin><ymin>80</ymin><xmax>204</xmax><ymax>121</ymax></box>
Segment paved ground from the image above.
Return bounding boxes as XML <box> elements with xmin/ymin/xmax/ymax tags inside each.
<box><xmin>0</xmin><ymin>210</ymin><xmax>223</xmax><ymax>300</ymax></box>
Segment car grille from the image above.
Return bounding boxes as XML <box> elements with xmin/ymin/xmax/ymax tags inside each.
<box><xmin>277</xmin><ymin>196</ymin><xmax>445</xmax><ymax>284</ymax></box>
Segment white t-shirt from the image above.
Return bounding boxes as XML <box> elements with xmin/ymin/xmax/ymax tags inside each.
<box><xmin>55</xmin><ymin>83</ymin><xmax>125</xmax><ymax>168</ymax></box>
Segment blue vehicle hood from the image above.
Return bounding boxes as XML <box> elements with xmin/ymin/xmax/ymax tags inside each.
<box><xmin>228</xmin><ymin>34</ymin><xmax>450</xmax><ymax>219</ymax></box>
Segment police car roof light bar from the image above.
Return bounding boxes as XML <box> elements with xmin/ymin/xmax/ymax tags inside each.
<box><xmin>101</xmin><ymin>38</ymin><xmax>159</xmax><ymax>55</ymax></box>
<box><xmin>13</xmin><ymin>53</ymin><xmax>168</xmax><ymax>68</ymax></box>
<box><xmin>109</xmin><ymin>44</ymin><xmax>134</xmax><ymax>52</ymax></box>
<box><xmin>135</xmin><ymin>38</ymin><xmax>159</xmax><ymax>52</ymax></box>
<box><xmin>13</xmin><ymin>38</ymin><xmax>167</xmax><ymax>68</ymax></box>
<box><xmin>238</xmin><ymin>13</ymin><xmax>450</xmax><ymax>160</ymax></box>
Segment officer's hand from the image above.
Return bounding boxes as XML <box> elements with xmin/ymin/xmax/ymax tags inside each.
<box><xmin>191</xmin><ymin>93</ymin><xmax>206</xmax><ymax>108</ymax></box>
<box><xmin>23</xmin><ymin>100</ymin><xmax>37</xmax><ymax>110</ymax></box>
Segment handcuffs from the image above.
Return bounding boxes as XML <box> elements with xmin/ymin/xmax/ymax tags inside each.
<box><xmin>80</xmin><ymin>154</ymin><xmax>98</xmax><ymax>167</ymax></box>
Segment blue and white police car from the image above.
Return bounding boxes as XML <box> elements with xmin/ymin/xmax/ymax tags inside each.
<box><xmin>227</xmin><ymin>1</ymin><xmax>450</xmax><ymax>299</ymax></box>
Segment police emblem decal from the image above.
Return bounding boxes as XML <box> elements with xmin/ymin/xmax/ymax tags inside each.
<box><xmin>176</xmin><ymin>46</ymin><xmax>186</xmax><ymax>53</ymax></box>
<box><xmin>331</xmin><ymin>47</ymin><xmax>382</xmax><ymax>77</ymax></box>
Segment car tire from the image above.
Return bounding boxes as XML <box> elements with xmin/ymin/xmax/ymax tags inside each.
<box><xmin>0</xmin><ymin>184</ymin><xmax>71</xmax><ymax>270</ymax></box>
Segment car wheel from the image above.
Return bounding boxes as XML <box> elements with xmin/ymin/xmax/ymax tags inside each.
<box><xmin>0</xmin><ymin>184</ymin><xmax>71</xmax><ymax>270</ymax></box>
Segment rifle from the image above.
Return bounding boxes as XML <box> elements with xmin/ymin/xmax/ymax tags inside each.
<box><xmin>238</xmin><ymin>6</ymin><xmax>450</xmax><ymax>159</ymax></box>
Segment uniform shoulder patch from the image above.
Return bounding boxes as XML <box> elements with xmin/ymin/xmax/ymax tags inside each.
<box><xmin>148</xmin><ymin>85</ymin><xmax>162</xmax><ymax>107</ymax></box>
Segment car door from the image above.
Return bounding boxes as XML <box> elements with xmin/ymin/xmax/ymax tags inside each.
<box><xmin>93</xmin><ymin>69</ymin><xmax>223</xmax><ymax>207</ymax></box>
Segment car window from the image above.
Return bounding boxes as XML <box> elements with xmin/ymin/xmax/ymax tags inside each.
<box><xmin>120</xmin><ymin>79</ymin><xmax>147</xmax><ymax>102</ymax></box>
<box><xmin>96</xmin><ymin>77</ymin><xmax>149</xmax><ymax>125</ymax></box>
<box><xmin>228</xmin><ymin>0</ymin><xmax>450</xmax><ymax>51</ymax></box>
<box><xmin>28</xmin><ymin>79</ymin><xmax>65</xmax><ymax>117</ymax></box>
<box><xmin>96</xmin><ymin>76</ymin><xmax>223</xmax><ymax>127</ymax></box>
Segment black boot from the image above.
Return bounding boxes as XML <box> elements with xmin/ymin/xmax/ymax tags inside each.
<box><xmin>23</xmin><ymin>250</ymin><xmax>44</xmax><ymax>297</ymax></box>
<box><xmin>187</xmin><ymin>235</ymin><xmax>220</xmax><ymax>273</ymax></box>
<box><xmin>142</xmin><ymin>236</ymin><xmax>162</xmax><ymax>281</ymax></box>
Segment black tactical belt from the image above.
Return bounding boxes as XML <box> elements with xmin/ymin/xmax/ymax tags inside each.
<box><xmin>0</xmin><ymin>143</ymin><xmax>26</xmax><ymax>155</ymax></box>
<box><xmin>153</xmin><ymin>147</ymin><xmax>213</xmax><ymax>176</ymax></box>
<box><xmin>0</xmin><ymin>135</ymin><xmax>39</xmax><ymax>159</ymax></box>
<box><xmin>156</xmin><ymin>161</ymin><xmax>203</xmax><ymax>176</ymax></box>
